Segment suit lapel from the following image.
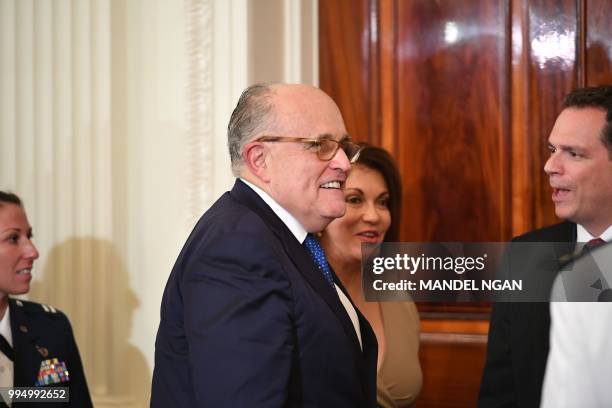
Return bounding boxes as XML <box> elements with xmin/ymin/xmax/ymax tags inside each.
<box><xmin>334</xmin><ymin>275</ymin><xmax>378</xmax><ymax>399</ymax></box>
<box><xmin>555</xmin><ymin>221</ymin><xmax>577</xmax><ymax>261</ymax></box>
<box><xmin>543</xmin><ymin>223</ymin><xmax>578</xmax><ymax>297</ymax></box>
<box><xmin>518</xmin><ymin>222</ymin><xmax>577</xmax><ymax>342</ymax></box>
<box><xmin>230</xmin><ymin>180</ymin><xmax>366</xmax><ymax>354</ymax></box>
<box><xmin>9</xmin><ymin>300</ymin><xmax>43</xmax><ymax>387</ymax></box>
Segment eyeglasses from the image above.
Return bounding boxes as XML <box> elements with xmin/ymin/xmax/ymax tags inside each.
<box><xmin>255</xmin><ymin>135</ymin><xmax>363</xmax><ymax>163</ymax></box>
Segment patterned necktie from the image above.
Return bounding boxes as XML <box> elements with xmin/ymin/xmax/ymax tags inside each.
<box><xmin>303</xmin><ymin>234</ymin><xmax>335</xmax><ymax>287</ymax></box>
<box><xmin>580</xmin><ymin>237</ymin><xmax>606</xmax><ymax>256</ymax></box>
<box><xmin>585</xmin><ymin>238</ymin><xmax>606</xmax><ymax>251</ymax></box>
<box><xmin>580</xmin><ymin>238</ymin><xmax>609</xmax><ymax>301</ymax></box>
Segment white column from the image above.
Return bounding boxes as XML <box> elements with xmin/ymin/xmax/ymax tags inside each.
<box><xmin>51</xmin><ymin>0</ymin><xmax>75</xmax><ymax>322</ymax></box>
<box><xmin>0</xmin><ymin>0</ymin><xmax>17</xmax><ymax>187</ymax></box>
<box><xmin>185</xmin><ymin>0</ymin><xmax>215</xmax><ymax>227</ymax></box>
<box><xmin>211</xmin><ymin>0</ymin><xmax>249</xmax><ymax>201</ymax></box>
<box><xmin>33</xmin><ymin>0</ymin><xmax>54</xmax><ymax>296</ymax></box>
<box><xmin>91</xmin><ymin>0</ymin><xmax>112</xmax><ymax>396</ymax></box>
<box><xmin>15</xmin><ymin>0</ymin><xmax>35</xmax><ymax>199</ymax></box>
<box><xmin>284</xmin><ymin>0</ymin><xmax>302</xmax><ymax>83</ymax></box>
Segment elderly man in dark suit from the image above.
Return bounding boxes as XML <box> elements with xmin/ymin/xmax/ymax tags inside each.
<box><xmin>479</xmin><ymin>85</ymin><xmax>612</xmax><ymax>408</ymax></box>
<box><xmin>151</xmin><ymin>83</ymin><xmax>378</xmax><ymax>407</ymax></box>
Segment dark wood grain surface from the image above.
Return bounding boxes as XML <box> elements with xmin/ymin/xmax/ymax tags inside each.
<box><xmin>586</xmin><ymin>0</ymin><xmax>612</xmax><ymax>85</ymax></box>
<box><xmin>526</xmin><ymin>0</ymin><xmax>579</xmax><ymax>232</ymax></box>
<box><xmin>319</xmin><ymin>1</ymin><xmax>612</xmax><ymax>407</ymax></box>
<box><xmin>394</xmin><ymin>0</ymin><xmax>509</xmax><ymax>241</ymax></box>
<box><xmin>319</xmin><ymin>0</ymin><xmax>372</xmax><ymax>141</ymax></box>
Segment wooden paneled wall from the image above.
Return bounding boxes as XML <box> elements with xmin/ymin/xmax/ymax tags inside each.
<box><xmin>320</xmin><ymin>1</ymin><xmax>612</xmax><ymax>407</ymax></box>
<box><xmin>320</xmin><ymin>0</ymin><xmax>612</xmax><ymax>241</ymax></box>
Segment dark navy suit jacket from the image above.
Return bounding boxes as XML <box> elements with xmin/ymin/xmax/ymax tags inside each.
<box><xmin>151</xmin><ymin>179</ymin><xmax>378</xmax><ymax>407</ymax></box>
<box><xmin>479</xmin><ymin>222</ymin><xmax>576</xmax><ymax>408</ymax></box>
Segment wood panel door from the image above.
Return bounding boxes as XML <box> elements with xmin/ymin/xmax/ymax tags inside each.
<box><xmin>320</xmin><ymin>1</ymin><xmax>612</xmax><ymax>407</ymax></box>
<box><xmin>320</xmin><ymin>0</ymin><xmax>612</xmax><ymax>241</ymax></box>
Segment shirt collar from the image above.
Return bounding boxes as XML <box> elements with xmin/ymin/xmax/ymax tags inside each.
<box><xmin>576</xmin><ymin>224</ymin><xmax>612</xmax><ymax>243</ymax></box>
<box><xmin>240</xmin><ymin>178</ymin><xmax>308</xmax><ymax>244</ymax></box>
<box><xmin>0</xmin><ymin>306</ymin><xmax>12</xmax><ymax>346</ymax></box>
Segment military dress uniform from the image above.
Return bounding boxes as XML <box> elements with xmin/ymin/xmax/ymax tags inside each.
<box><xmin>0</xmin><ymin>298</ymin><xmax>92</xmax><ymax>407</ymax></box>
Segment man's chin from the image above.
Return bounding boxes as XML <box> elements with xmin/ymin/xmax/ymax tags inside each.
<box><xmin>307</xmin><ymin>211</ymin><xmax>345</xmax><ymax>232</ymax></box>
<box><xmin>553</xmin><ymin>205</ymin><xmax>573</xmax><ymax>221</ymax></box>
<box><xmin>324</xmin><ymin>207</ymin><xmax>346</xmax><ymax>220</ymax></box>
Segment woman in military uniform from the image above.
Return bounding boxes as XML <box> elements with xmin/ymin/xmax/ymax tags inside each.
<box><xmin>0</xmin><ymin>191</ymin><xmax>92</xmax><ymax>407</ymax></box>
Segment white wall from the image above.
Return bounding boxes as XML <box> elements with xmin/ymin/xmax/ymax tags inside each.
<box><xmin>0</xmin><ymin>0</ymin><xmax>318</xmax><ymax>405</ymax></box>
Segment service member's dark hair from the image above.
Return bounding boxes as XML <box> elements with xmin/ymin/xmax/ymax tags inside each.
<box><xmin>562</xmin><ymin>85</ymin><xmax>612</xmax><ymax>157</ymax></box>
<box><xmin>0</xmin><ymin>191</ymin><xmax>22</xmax><ymax>207</ymax></box>
<box><xmin>354</xmin><ymin>144</ymin><xmax>403</xmax><ymax>241</ymax></box>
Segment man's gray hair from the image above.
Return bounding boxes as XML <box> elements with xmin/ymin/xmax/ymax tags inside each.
<box><xmin>228</xmin><ymin>83</ymin><xmax>275</xmax><ymax>175</ymax></box>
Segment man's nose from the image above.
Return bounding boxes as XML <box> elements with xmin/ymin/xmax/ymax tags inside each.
<box><xmin>544</xmin><ymin>153</ymin><xmax>561</xmax><ymax>175</ymax></box>
<box><xmin>329</xmin><ymin>147</ymin><xmax>351</xmax><ymax>173</ymax></box>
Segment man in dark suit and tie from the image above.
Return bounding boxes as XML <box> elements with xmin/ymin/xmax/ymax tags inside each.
<box><xmin>479</xmin><ymin>85</ymin><xmax>612</xmax><ymax>408</ymax></box>
<box><xmin>151</xmin><ymin>83</ymin><xmax>378</xmax><ymax>407</ymax></box>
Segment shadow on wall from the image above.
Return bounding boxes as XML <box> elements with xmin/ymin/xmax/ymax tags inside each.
<box><xmin>29</xmin><ymin>238</ymin><xmax>151</xmax><ymax>407</ymax></box>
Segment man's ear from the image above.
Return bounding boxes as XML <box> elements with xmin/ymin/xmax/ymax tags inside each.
<box><xmin>243</xmin><ymin>142</ymin><xmax>271</xmax><ymax>182</ymax></box>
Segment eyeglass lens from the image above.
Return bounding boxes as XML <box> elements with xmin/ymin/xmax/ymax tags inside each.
<box><xmin>318</xmin><ymin>139</ymin><xmax>359</xmax><ymax>161</ymax></box>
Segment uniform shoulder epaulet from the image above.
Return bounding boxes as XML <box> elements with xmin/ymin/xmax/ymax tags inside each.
<box><xmin>13</xmin><ymin>299</ymin><xmax>62</xmax><ymax>316</ymax></box>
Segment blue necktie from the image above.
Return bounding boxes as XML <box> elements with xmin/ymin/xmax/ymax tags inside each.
<box><xmin>303</xmin><ymin>234</ymin><xmax>335</xmax><ymax>287</ymax></box>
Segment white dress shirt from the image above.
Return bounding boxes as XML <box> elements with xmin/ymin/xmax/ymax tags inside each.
<box><xmin>576</xmin><ymin>224</ymin><xmax>612</xmax><ymax>245</ymax></box>
<box><xmin>541</xmin><ymin>224</ymin><xmax>612</xmax><ymax>407</ymax></box>
<box><xmin>240</xmin><ymin>179</ymin><xmax>362</xmax><ymax>349</ymax></box>
<box><xmin>0</xmin><ymin>306</ymin><xmax>14</xmax><ymax>388</ymax></box>
<box><xmin>541</xmin><ymin>302</ymin><xmax>612</xmax><ymax>407</ymax></box>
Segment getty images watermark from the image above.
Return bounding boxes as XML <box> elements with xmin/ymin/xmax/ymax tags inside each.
<box><xmin>361</xmin><ymin>242</ymin><xmax>612</xmax><ymax>302</ymax></box>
